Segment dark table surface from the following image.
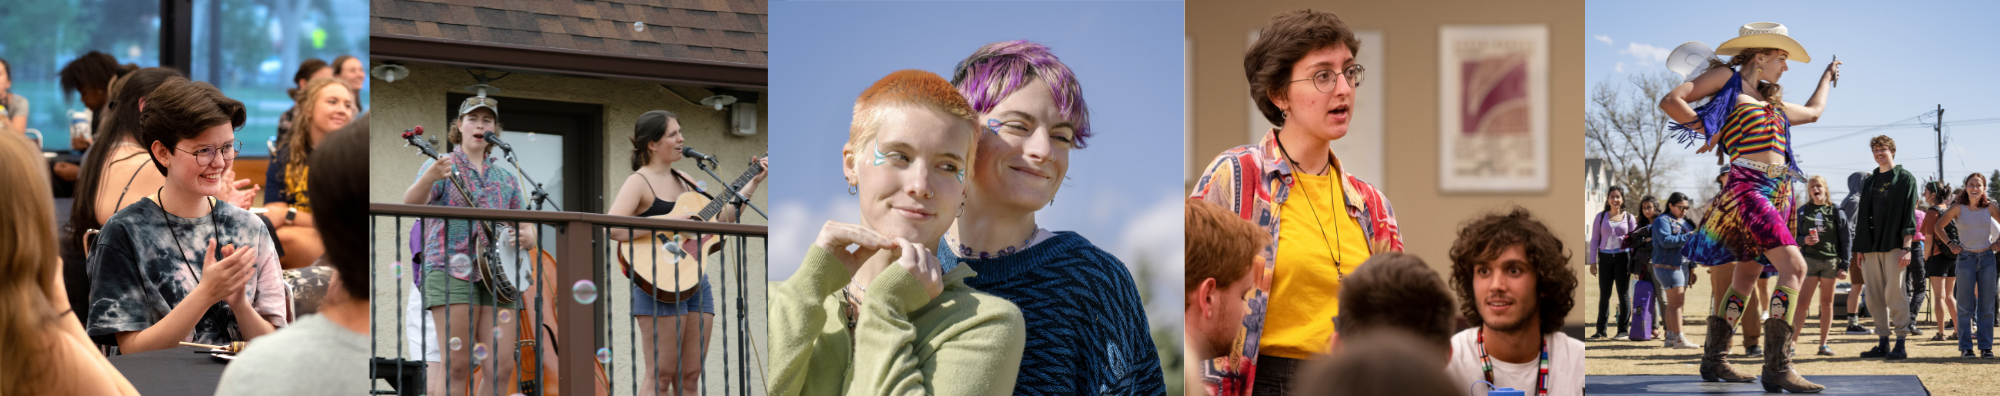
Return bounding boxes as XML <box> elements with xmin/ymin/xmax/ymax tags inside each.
<box><xmin>108</xmin><ymin>345</ymin><xmax>232</xmax><ymax>396</ymax></box>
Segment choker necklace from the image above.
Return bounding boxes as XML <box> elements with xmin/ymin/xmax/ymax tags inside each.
<box><xmin>951</xmin><ymin>227</ymin><xmax>1044</xmax><ymax>260</ymax></box>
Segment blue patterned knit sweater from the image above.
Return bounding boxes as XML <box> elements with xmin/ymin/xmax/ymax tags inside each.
<box><xmin>937</xmin><ymin>231</ymin><xmax>1166</xmax><ymax>395</ymax></box>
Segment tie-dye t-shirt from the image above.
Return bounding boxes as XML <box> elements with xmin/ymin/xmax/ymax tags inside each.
<box><xmin>85</xmin><ymin>197</ymin><xmax>289</xmax><ymax>346</ymax></box>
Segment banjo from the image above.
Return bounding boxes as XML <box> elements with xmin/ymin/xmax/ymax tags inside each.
<box><xmin>403</xmin><ymin>126</ymin><xmax>528</xmax><ymax>303</ymax></box>
<box><xmin>617</xmin><ymin>153</ymin><xmax>766</xmax><ymax>303</ymax></box>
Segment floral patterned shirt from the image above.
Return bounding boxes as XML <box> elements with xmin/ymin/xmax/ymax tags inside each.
<box><xmin>1188</xmin><ymin>128</ymin><xmax>1402</xmax><ymax>396</ymax></box>
<box><xmin>413</xmin><ymin>150</ymin><xmax>522</xmax><ymax>282</ymax></box>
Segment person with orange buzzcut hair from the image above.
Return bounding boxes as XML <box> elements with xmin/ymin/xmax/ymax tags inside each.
<box><xmin>769</xmin><ymin>69</ymin><xmax>1025</xmax><ymax>396</ymax></box>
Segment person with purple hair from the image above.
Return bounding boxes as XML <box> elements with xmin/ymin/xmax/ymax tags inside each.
<box><xmin>942</xmin><ymin>40</ymin><xmax>1165</xmax><ymax>394</ymax></box>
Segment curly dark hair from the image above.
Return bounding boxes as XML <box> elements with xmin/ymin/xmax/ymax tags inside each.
<box><xmin>1448</xmin><ymin>207</ymin><xmax>1576</xmax><ymax>335</ymax></box>
<box><xmin>1244</xmin><ymin>9</ymin><xmax>1360</xmax><ymax>127</ymax></box>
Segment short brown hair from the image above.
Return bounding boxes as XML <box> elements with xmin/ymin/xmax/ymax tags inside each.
<box><xmin>1185</xmin><ymin>198</ymin><xmax>1267</xmax><ymax>298</ymax></box>
<box><xmin>1448</xmin><ymin>207</ymin><xmax>1576</xmax><ymax>335</ymax></box>
<box><xmin>139</xmin><ymin>77</ymin><xmax>246</xmax><ymax>176</ymax></box>
<box><xmin>1870</xmin><ymin>135</ymin><xmax>1896</xmax><ymax>153</ymax></box>
<box><xmin>1245</xmin><ymin>9</ymin><xmax>1360</xmax><ymax>126</ymax></box>
<box><xmin>308</xmin><ymin>113</ymin><xmax>369</xmax><ymax>299</ymax></box>
<box><xmin>1336</xmin><ymin>252</ymin><xmax>1456</xmax><ymax>350</ymax></box>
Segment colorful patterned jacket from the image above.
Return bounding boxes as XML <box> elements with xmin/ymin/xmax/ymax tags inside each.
<box><xmin>1188</xmin><ymin>129</ymin><xmax>1403</xmax><ymax>396</ymax></box>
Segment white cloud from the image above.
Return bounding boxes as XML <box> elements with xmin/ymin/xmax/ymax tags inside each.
<box><xmin>768</xmin><ymin>197</ymin><xmax>861</xmax><ymax>281</ymax></box>
<box><xmin>1593</xmin><ymin>35</ymin><xmax>1614</xmax><ymax>46</ymax></box>
<box><xmin>1112</xmin><ymin>194</ymin><xmax>1185</xmax><ymax>329</ymax></box>
<box><xmin>1614</xmin><ymin>62</ymin><xmax>1626</xmax><ymax>73</ymax></box>
<box><xmin>1622</xmin><ymin>42</ymin><xmax>1671</xmax><ymax>63</ymax></box>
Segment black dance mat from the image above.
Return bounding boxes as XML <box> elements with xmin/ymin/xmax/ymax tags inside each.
<box><xmin>1586</xmin><ymin>375</ymin><xmax>1928</xmax><ymax>395</ymax></box>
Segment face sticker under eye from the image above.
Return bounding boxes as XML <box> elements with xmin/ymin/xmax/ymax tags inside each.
<box><xmin>955</xmin><ymin>167</ymin><xmax>965</xmax><ymax>184</ymax></box>
<box><xmin>986</xmin><ymin>119</ymin><xmax>1003</xmax><ymax>135</ymax></box>
<box><xmin>870</xmin><ymin>140</ymin><xmax>887</xmax><ymax>166</ymax></box>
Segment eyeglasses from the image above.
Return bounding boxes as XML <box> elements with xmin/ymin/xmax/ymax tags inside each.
<box><xmin>1289</xmin><ymin>64</ymin><xmax>1366</xmax><ymax>93</ymax></box>
<box><xmin>172</xmin><ymin>140</ymin><xmax>242</xmax><ymax>167</ymax></box>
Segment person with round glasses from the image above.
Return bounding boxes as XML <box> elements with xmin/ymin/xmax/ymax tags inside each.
<box><xmin>1188</xmin><ymin>9</ymin><xmax>1401</xmax><ymax>396</ymax></box>
<box><xmin>83</xmin><ymin>77</ymin><xmax>288</xmax><ymax>354</ymax></box>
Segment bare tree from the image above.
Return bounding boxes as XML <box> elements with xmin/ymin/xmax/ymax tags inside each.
<box><xmin>1585</xmin><ymin>70</ymin><xmax>1692</xmax><ymax>211</ymax></box>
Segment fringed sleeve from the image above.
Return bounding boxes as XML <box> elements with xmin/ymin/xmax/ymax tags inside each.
<box><xmin>1669</xmin><ymin>70</ymin><xmax>1744</xmax><ymax>150</ymax></box>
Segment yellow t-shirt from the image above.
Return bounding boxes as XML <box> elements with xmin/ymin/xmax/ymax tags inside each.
<box><xmin>1262</xmin><ymin>171</ymin><xmax>1373</xmax><ymax>359</ymax></box>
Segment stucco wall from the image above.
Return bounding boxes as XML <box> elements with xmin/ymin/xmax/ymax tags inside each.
<box><xmin>366</xmin><ymin>60</ymin><xmax>768</xmax><ymax>395</ymax></box>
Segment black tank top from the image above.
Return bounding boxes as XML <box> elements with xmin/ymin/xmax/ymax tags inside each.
<box><xmin>634</xmin><ymin>172</ymin><xmax>682</xmax><ymax>217</ymax></box>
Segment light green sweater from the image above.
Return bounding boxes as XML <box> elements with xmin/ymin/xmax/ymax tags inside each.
<box><xmin>770</xmin><ymin>245</ymin><xmax>1026</xmax><ymax>396</ymax></box>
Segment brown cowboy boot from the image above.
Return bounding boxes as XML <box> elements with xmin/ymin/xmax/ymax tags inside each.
<box><xmin>1700</xmin><ymin>316</ymin><xmax>1755</xmax><ymax>382</ymax></box>
<box><xmin>1760</xmin><ymin>318</ymin><xmax>1825</xmax><ymax>393</ymax></box>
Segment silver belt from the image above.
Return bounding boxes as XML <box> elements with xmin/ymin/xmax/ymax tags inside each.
<box><xmin>1730</xmin><ymin>157</ymin><xmax>1789</xmax><ymax>178</ymax></box>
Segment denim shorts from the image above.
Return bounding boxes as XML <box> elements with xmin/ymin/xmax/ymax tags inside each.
<box><xmin>631</xmin><ymin>276</ymin><xmax>714</xmax><ymax>316</ymax></box>
<box><xmin>1653</xmin><ymin>263</ymin><xmax>1690</xmax><ymax>289</ymax></box>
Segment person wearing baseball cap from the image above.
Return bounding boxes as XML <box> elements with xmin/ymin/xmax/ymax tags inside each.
<box><xmin>400</xmin><ymin>94</ymin><xmax>537</xmax><ymax>396</ymax></box>
<box><xmin>1657</xmin><ymin>22</ymin><xmax>1842</xmax><ymax>393</ymax></box>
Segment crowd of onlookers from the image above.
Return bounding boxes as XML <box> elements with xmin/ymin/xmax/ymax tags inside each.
<box><xmin>0</xmin><ymin>50</ymin><xmax>373</xmax><ymax>394</ymax></box>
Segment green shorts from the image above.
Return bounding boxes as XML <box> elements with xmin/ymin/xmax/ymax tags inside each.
<box><xmin>422</xmin><ymin>270</ymin><xmax>523</xmax><ymax>309</ymax></box>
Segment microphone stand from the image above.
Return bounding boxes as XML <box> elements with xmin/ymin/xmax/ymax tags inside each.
<box><xmin>695</xmin><ymin>157</ymin><xmax>766</xmax><ymax>221</ymax></box>
<box><xmin>494</xmin><ymin>139</ymin><xmax>561</xmax><ymax>212</ymax></box>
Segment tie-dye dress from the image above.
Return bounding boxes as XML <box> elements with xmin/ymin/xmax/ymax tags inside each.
<box><xmin>85</xmin><ymin>197</ymin><xmax>290</xmax><ymax>346</ymax></box>
<box><xmin>1670</xmin><ymin>70</ymin><xmax>1803</xmax><ymax>267</ymax></box>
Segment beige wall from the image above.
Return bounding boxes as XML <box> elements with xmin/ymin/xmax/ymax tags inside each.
<box><xmin>365</xmin><ymin>60</ymin><xmax>768</xmax><ymax>395</ymax></box>
<box><xmin>1185</xmin><ymin>0</ymin><xmax>1588</xmax><ymax>331</ymax></box>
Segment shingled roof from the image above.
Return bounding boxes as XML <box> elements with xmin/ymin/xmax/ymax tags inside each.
<box><xmin>371</xmin><ymin>0</ymin><xmax>767</xmax><ymax>65</ymax></box>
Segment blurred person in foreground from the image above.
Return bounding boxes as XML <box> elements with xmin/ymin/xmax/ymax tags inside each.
<box><xmin>0</xmin><ymin>130</ymin><xmax>138</xmax><ymax>395</ymax></box>
<box><xmin>214</xmin><ymin>113</ymin><xmax>370</xmax><ymax>394</ymax></box>
<box><xmin>1184</xmin><ymin>198</ymin><xmax>1267</xmax><ymax>394</ymax></box>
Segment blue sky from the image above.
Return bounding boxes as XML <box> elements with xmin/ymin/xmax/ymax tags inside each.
<box><xmin>1587</xmin><ymin>0</ymin><xmax>2000</xmax><ymax>196</ymax></box>
<box><xmin>767</xmin><ymin>1</ymin><xmax>1185</xmax><ymax>322</ymax></box>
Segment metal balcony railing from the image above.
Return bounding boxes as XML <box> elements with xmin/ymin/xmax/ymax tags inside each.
<box><xmin>367</xmin><ymin>203</ymin><xmax>766</xmax><ymax>396</ymax></box>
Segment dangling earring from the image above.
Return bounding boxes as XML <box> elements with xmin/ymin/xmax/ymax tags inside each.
<box><xmin>1282</xmin><ymin>110</ymin><xmax>1290</xmax><ymax>120</ymax></box>
<box><xmin>847</xmin><ymin>184</ymin><xmax>857</xmax><ymax>195</ymax></box>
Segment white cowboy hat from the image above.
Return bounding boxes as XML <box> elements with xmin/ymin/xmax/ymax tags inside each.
<box><xmin>1666</xmin><ymin>41</ymin><xmax>1719</xmax><ymax>81</ymax></box>
<box><xmin>1715</xmin><ymin>22</ymin><xmax>1810</xmax><ymax>63</ymax></box>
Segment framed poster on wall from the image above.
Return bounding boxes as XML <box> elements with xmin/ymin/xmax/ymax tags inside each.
<box><xmin>1439</xmin><ymin>24</ymin><xmax>1548</xmax><ymax>192</ymax></box>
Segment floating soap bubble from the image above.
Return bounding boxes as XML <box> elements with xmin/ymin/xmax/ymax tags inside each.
<box><xmin>448</xmin><ymin>254</ymin><xmax>473</xmax><ymax>278</ymax></box>
<box><xmin>596</xmin><ymin>347</ymin><xmax>612</xmax><ymax>363</ymax></box>
<box><xmin>499</xmin><ymin>310</ymin><xmax>513</xmax><ymax>323</ymax></box>
<box><xmin>572</xmin><ymin>280</ymin><xmax>599</xmax><ymax>304</ymax></box>
<box><xmin>449</xmin><ymin>337</ymin><xmax>462</xmax><ymax>351</ymax></box>
<box><xmin>634</xmin><ymin>22</ymin><xmax>645</xmax><ymax>32</ymax></box>
<box><xmin>390</xmin><ymin>261</ymin><xmax>403</xmax><ymax>279</ymax></box>
<box><xmin>473</xmin><ymin>343</ymin><xmax>489</xmax><ymax>361</ymax></box>
<box><xmin>493</xmin><ymin>326</ymin><xmax>504</xmax><ymax>340</ymax></box>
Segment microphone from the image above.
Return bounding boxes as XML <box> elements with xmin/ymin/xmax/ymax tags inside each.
<box><xmin>479</xmin><ymin>132</ymin><xmax>513</xmax><ymax>152</ymax></box>
<box><xmin>681</xmin><ymin>146</ymin><xmax>717</xmax><ymax>164</ymax></box>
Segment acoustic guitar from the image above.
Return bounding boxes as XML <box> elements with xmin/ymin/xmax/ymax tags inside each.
<box><xmin>616</xmin><ymin>153</ymin><xmax>766</xmax><ymax>303</ymax></box>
